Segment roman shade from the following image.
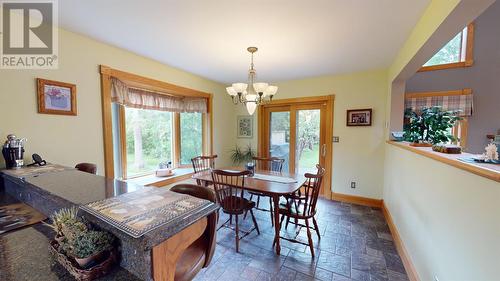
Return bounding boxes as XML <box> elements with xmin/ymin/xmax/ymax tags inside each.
<box><xmin>111</xmin><ymin>77</ymin><xmax>207</xmax><ymax>113</ymax></box>
<box><xmin>404</xmin><ymin>90</ymin><xmax>473</xmax><ymax>117</ymax></box>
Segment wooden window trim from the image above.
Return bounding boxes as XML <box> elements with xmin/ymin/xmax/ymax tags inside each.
<box><xmin>418</xmin><ymin>22</ymin><xmax>474</xmax><ymax>72</ymax></box>
<box><xmin>100</xmin><ymin>65</ymin><xmax>213</xmax><ymax>179</ymax></box>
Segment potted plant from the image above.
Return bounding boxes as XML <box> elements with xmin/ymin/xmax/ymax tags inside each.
<box><xmin>403</xmin><ymin>106</ymin><xmax>461</xmax><ymax>147</ymax></box>
<box><xmin>45</xmin><ymin>206</ymin><xmax>87</xmax><ymax>242</ymax></box>
<box><xmin>65</xmin><ymin>230</ymin><xmax>115</xmax><ymax>268</ymax></box>
<box><xmin>230</xmin><ymin>144</ymin><xmax>256</xmax><ymax>165</ymax></box>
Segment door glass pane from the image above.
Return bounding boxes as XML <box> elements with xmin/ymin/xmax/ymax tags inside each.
<box><xmin>296</xmin><ymin>109</ymin><xmax>320</xmax><ymax>174</ymax></box>
<box><xmin>180</xmin><ymin>112</ymin><xmax>203</xmax><ymax>165</ymax></box>
<box><xmin>269</xmin><ymin>111</ymin><xmax>290</xmax><ymax>172</ymax></box>
<box><xmin>125</xmin><ymin>107</ymin><xmax>173</xmax><ymax>177</ymax></box>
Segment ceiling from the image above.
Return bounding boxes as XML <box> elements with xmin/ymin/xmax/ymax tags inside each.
<box><xmin>59</xmin><ymin>0</ymin><xmax>430</xmax><ymax>84</ymax></box>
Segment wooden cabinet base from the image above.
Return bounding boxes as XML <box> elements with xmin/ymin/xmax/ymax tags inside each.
<box><xmin>152</xmin><ymin>218</ymin><xmax>208</xmax><ymax>281</ymax></box>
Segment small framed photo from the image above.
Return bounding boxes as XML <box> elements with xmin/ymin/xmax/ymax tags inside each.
<box><xmin>37</xmin><ymin>78</ymin><xmax>77</xmax><ymax>116</ymax></box>
<box><xmin>347</xmin><ymin>109</ymin><xmax>372</xmax><ymax>126</ymax></box>
<box><xmin>237</xmin><ymin>116</ymin><xmax>253</xmax><ymax>138</ymax></box>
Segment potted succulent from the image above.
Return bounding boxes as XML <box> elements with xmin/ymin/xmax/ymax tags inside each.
<box><xmin>403</xmin><ymin>106</ymin><xmax>461</xmax><ymax>147</ymax></box>
<box><xmin>45</xmin><ymin>206</ymin><xmax>87</xmax><ymax>243</ymax></box>
<box><xmin>67</xmin><ymin>230</ymin><xmax>115</xmax><ymax>268</ymax></box>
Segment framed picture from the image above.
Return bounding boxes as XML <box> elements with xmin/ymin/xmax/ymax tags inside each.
<box><xmin>237</xmin><ymin>116</ymin><xmax>253</xmax><ymax>138</ymax></box>
<box><xmin>37</xmin><ymin>78</ymin><xmax>77</xmax><ymax>115</ymax></box>
<box><xmin>347</xmin><ymin>108</ymin><xmax>372</xmax><ymax>126</ymax></box>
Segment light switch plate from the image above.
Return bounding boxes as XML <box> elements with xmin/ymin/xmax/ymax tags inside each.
<box><xmin>333</xmin><ymin>136</ymin><xmax>340</xmax><ymax>143</ymax></box>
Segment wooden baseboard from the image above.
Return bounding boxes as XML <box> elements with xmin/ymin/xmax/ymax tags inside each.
<box><xmin>382</xmin><ymin>202</ymin><xmax>420</xmax><ymax>281</ymax></box>
<box><xmin>331</xmin><ymin>192</ymin><xmax>383</xmax><ymax>208</ymax></box>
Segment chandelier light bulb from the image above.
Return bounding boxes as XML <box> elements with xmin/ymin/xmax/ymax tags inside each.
<box><xmin>246</xmin><ymin>102</ymin><xmax>257</xmax><ymax>115</ymax></box>
<box><xmin>226</xmin><ymin>86</ymin><xmax>237</xmax><ymax>96</ymax></box>
<box><xmin>253</xmin><ymin>82</ymin><xmax>269</xmax><ymax>94</ymax></box>
<box><xmin>232</xmin><ymin>83</ymin><xmax>247</xmax><ymax>93</ymax></box>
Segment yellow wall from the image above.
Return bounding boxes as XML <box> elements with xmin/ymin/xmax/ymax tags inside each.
<box><xmin>236</xmin><ymin>70</ymin><xmax>388</xmax><ymax>199</ymax></box>
<box><xmin>384</xmin><ymin>144</ymin><xmax>500</xmax><ymax>281</ymax></box>
<box><xmin>0</xmin><ymin>28</ymin><xmax>235</xmax><ymax>174</ymax></box>
<box><xmin>388</xmin><ymin>0</ymin><xmax>460</xmax><ymax>82</ymax></box>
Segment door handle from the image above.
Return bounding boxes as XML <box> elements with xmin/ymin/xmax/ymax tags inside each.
<box><xmin>322</xmin><ymin>144</ymin><xmax>326</xmax><ymax>157</ymax></box>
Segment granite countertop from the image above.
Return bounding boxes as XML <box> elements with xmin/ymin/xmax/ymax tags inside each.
<box><xmin>0</xmin><ymin>190</ymin><xmax>140</xmax><ymax>281</ymax></box>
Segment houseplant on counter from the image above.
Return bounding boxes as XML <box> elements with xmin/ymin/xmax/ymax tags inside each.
<box><xmin>403</xmin><ymin>106</ymin><xmax>461</xmax><ymax>147</ymax></box>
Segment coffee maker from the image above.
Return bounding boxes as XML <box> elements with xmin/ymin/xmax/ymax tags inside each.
<box><xmin>2</xmin><ymin>134</ymin><xmax>27</xmax><ymax>169</ymax></box>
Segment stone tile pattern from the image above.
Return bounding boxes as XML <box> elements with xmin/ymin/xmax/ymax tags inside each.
<box><xmin>194</xmin><ymin>198</ymin><xmax>409</xmax><ymax>281</ymax></box>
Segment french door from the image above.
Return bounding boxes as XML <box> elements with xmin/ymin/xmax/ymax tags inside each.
<box><xmin>258</xmin><ymin>96</ymin><xmax>334</xmax><ymax>198</ymax></box>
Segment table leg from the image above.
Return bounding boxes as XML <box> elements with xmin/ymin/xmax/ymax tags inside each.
<box><xmin>272</xmin><ymin>195</ymin><xmax>281</xmax><ymax>255</ymax></box>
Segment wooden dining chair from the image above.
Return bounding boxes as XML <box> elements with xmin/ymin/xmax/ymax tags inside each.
<box><xmin>191</xmin><ymin>155</ymin><xmax>217</xmax><ymax>186</ymax></box>
<box><xmin>75</xmin><ymin>163</ymin><xmax>97</xmax><ymax>174</ymax></box>
<box><xmin>244</xmin><ymin>156</ymin><xmax>285</xmax><ymax>226</ymax></box>
<box><xmin>170</xmin><ymin>184</ymin><xmax>218</xmax><ymax>281</ymax></box>
<box><xmin>276</xmin><ymin>164</ymin><xmax>325</xmax><ymax>257</ymax></box>
<box><xmin>211</xmin><ymin>169</ymin><xmax>260</xmax><ymax>252</ymax></box>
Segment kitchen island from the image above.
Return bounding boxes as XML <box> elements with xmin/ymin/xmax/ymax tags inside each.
<box><xmin>0</xmin><ymin>165</ymin><xmax>219</xmax><ymax>281</ymax></box>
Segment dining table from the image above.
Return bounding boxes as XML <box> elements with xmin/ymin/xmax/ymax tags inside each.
<box><xmin>192</xmin><ymin>166</ymin><xmax>306</xmax><ymax>255</ymax></box>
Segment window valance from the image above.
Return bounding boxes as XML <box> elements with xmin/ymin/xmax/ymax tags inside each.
<box><xmin>111</xmin><ymin>77</ymin><xmax>207</xmax><ymax>113</ymax></box>
<box><xmin>404</xmin><ymin>90</ymin><xmax>473</xmax><ymax>117</ymax></box>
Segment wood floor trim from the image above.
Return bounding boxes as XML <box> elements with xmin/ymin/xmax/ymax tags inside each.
<box><xmin>382</xmin><ymin>202</ymin><xmax>420</xmax><ymax>281</ymax></box>
<box><xmin>331</xmin><ymin>192</ymin><xmax>383</xmax><ymax>208</ymax></box>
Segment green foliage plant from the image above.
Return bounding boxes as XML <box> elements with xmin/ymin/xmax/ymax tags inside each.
<box><xmin>230</xmin><ymin>144</ymin><xmax>256</xmax><ymax>165</ymax></box>
<box><xmin>69</xmin><ymin>230</ymin><xmax>115</xmax><ymax>259</ymax></box>
<box><xmin>403</xmin><ymin>106</ymin><xmax>461</xmax><ymax>145</ymax></box>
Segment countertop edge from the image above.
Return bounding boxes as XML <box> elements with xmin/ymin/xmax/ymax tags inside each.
<box><xmin>386</xmin><ymin>141</ymin><xmax>500</xmax><ymax>183</ymax></box>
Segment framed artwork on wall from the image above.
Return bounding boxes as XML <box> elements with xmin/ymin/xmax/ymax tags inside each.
<box><xmin>347</xmin><ymin>108</ymin><xmax>372</xmax><ymax>126</ymax></box>
<box><xmin>237</xmin><ymin>115</ymin><xmax>253</xmax><ymax>138</ymax></box>
<box><xmin>37</xmin><ymin>78</ymin><xmax>77</xmax><ymax>116</ymax></box>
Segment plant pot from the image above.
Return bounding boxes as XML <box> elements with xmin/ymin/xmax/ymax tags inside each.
<box><xmin>410</xmin><ymin>142</ymin><xmax>432</xmax><ymax>147</ymax></box>
<box><xmin>74</xmin><ymin>250</ymin><xmax>106</xmax><ymax>268</ymax></box>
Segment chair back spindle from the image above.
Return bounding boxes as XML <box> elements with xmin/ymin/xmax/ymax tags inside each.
<box><xmin>252</xmin><ymin>156</ymin><xmax>285</xmax><ymax>173</ymax></box>
<box><xmin>211</xmin><ymin>169</ymin><xmax>250</xmax><ymax>213</ymax></box>
<box><xmin>191</xmin><ymin>155</ymin><xmax>217</xmax><ymax>173</ymax></box>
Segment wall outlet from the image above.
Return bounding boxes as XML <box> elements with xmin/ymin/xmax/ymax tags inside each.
<box><xmin>350</xmin><ymin>181</ymin><xmax>356</xmax><ymax>188</ymax></box>
<box><xmin>333</xmin><ymin>136</ymin><xmax>340</xmax><ymax>143</ymax></box>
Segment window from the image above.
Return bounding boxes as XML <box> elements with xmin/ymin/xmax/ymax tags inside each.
<box><xmin>180</xmin><ymin>112</ymin><xmax>203</xmax><ymax>165</ymax></box>
<box><xmin>120</xmin><ymin>107</ymin><xmax>206</xmax><ymax>179</ymax></box>
<box><xmin>420</xmin><ymin>23</ymin><xmax>474</xmax><ymax>72</ymax></box>
<box><xmin>125</xmin><ymin>108</ymin><xmax>173</xmax><ymax>178</ymax></box>
<box><xmin>404</xmin><ymin>89</ymin><xmax>473</xmax><ymax>148</ymax></box>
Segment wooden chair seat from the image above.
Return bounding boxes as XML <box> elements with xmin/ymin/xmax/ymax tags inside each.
<box><xmin>277</xmin><ymin>204</ymin><xmax>316</xmax><ymax>219</ymax></box>
<box><xmin>221</xmin><ymin>196</ymin><xmax>256</xmax><ymax>215</ymax></box>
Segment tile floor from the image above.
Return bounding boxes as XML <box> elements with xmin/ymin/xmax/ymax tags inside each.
<box><xmin>194</xmin><ymin>198</ymin><xmax>409</xmax><ymax>281</ymax></box>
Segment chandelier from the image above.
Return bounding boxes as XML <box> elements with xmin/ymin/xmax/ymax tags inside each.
<box><xmin>226</xmin><ymin>47</ymin><xmax>278</xmax><ymax>115</ymax></box>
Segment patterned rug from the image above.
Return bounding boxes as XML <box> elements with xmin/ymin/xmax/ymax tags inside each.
<box><xmin>0</xmin><ymin>203</ymin><xmax>47</xmax><ymax>235</ymax></box>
